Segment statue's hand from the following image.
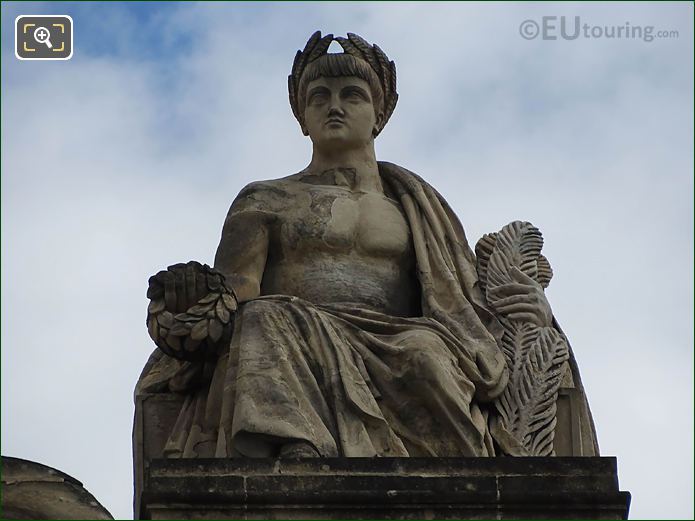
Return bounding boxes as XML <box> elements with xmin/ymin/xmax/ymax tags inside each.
<box><xmin>146</xmin><ymin>262</ymin><xmax>238</xmax><ymax>361</ymax></box>
<box><xmin>487</xmin><ymin>267</ymin><xmax>553</xmax><ymax>327</ymax></box>
<box><xmin>147</xmin><ymin>261</ymin><xmax>214</xmax><ymax>314</ymax></box>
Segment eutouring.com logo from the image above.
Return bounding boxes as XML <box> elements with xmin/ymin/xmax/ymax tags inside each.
<box><xmin>519</xmin><ymin>16</ymin><xmax>679</xmax><ymax>43</ymax></box>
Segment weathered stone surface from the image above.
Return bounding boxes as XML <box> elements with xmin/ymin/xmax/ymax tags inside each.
<box><xmin>133</xmin><ymin>393</ymin><xmax>185</xmax><ymax>517</ymax></box>
<box><xmin>139</xmin><ymin>457</ymin><xmax>630</xmax><ymax>520</ymax></box>
<box><xmin>133</xmin><ymin>28</ymin><xmax>624</xmax><ymax>518</ymax></box>
<box><xmin>475</xmin><ymin>221</ymin><xmax>598</xmax><ymax>457</ymax></box>
<box><xmin>135</xmin><ymin>30</ymin><xmax>600</xmax><ymax>464</ymax></box>
<box><xmin>1</xmin><ymin>456</ymin><xmax>112</xmax><ymax>520</ymax></box>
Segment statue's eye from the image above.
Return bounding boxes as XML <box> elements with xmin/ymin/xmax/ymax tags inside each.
<box><xmin>308</xmin><ymin>91</ymin><xmax>329</xmax><ymax>105</ymax></box>
<box><xmin>344</xmin><ymin>89</ymin><xmax>367</xmax><ymax>102</ymax></box>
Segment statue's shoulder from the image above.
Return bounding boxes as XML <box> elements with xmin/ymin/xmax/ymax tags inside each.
<box><xmin>378</xmin><ymin>161</ymin><xmax>429</xmax><ymax>190</ymax></box>
<box><xmin>238</xmin><ymin>170</ymin><xmax>308</xmax><ymax>195</ymax></box>
<box><xmin>231</xmin><ymin>173</ymin><xmax>306</xmax><ymax>214</ymax></box>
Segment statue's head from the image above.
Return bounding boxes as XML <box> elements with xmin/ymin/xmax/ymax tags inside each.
<box><xmin>288</xmin><ymin>32</ymin><xmax>398</xmax><ymax>143</ymax></box>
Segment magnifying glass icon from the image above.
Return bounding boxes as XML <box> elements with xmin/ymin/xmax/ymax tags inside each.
<box><xmin>33</xmin><ymin>26</ymin><xmax>53</xmax><ymax>49</ymax></box>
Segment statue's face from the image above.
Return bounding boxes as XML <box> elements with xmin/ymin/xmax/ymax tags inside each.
<box><xmin>303</xmin><ymin>76</ymin><xmax>383</xmax><ymax>150</ymax></box>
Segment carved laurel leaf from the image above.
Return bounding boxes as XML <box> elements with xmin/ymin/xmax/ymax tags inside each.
<box><xmin>198</xmin><ymin>293</ymin><xmax>219</xmax><ymax>305</ymax></box>
<box><xmin>494</xmin><ymin>320</ymin><xmax>538</xmax><ymax>432</ymax></box>
<box><xmin>474</xmin><ymin>232</ymin><xmax>497</xmax><ymax>293</ymax></box>
<box><xmin>190</xmin><ymin>319</ymin><xmax>209</xmax><ymax>341</ymax></box>
<box><xmin>347</xmin><ymin>33</ymin><xmax>377</xmax><ymax>66</ymax></box>
<box><xmin>216</xmin><ymin>299</ymin><xmax>230</xmax><ymax>323</ymax></box>
<box><xmin>187</xmin><ymin>302</ymin><xmax>213</xmax><ymax>317</ymax></box>
<box><xmin>174</xmin><ymin>313</ymin><xmax>199</xmax><ymax>323</ymax></box>
<box><xmin>373</xmin><ymin>44</ymin><xmax>389</xmax><ymax>82</ymax></box>
<box><xmin>164</xmin><ymin>334</ymin><xmax>182</xmax><ymax>353</ymax></box>
<box><xmin>293</xmin><ymin>30</ymin><xmax>320</xmax><ymax>78</ymax></box>
<box><xmin>486</xmin><ymin>221</ymin><xmax>546</xmax><ymax>290</ymax></box>
<box><xmin>146</xmin><ymin>261</ymin><xmax>238</xmax><ymax>362</ymax></box>
<box><xmin>496</xmin><ymin>327</ymin><xmax>569</xmax><ymax>456</ymax></box>
<box><xmin>335</xmin><ymin>36</ymin><xmax>359</xmax><ymax>58</ymax></box>
<box><xmin>156</xmin><ymin>311</ymin><xmax>174</xmax><ymax>329</ymax></box>
<box><xmin>169</xmin><ymin>321</ymin><xmax>190</xmax><ymax>337</ymax></box>
<box><xmin>499</xmin><ymin>320</ymin><xmax>538</xmax><ymax>387</ymax></box>
<box><xmin>536</xmin><ymin>254</ymin><xmax>553</xmax><ymax>289</ymax></box>
<box><xmin>222</xmin><ymin>293</ymin><xmax>237</xmax><ymax>312</ymax></box>
<box><xmin>288</xmin><ymin>76</ymin><xmax>299</xmax><ymax>121</ymax></box>
<box><xmin>147</xmin><ymin>298</ymin><xmax>165</xmax><ymax>314</ymax></box>
<box><xmin>209</xmin><ymin>319</ymin><xmax>224</xmax><ymax>343</ymax></box>
<box><xmin>388</xmin><ymin>62</ymin><xmax>397</xmax><ymax>104</ymax></box>
<box><xmin>335</xmin><ymin>34</ymin><xmax>379</xmax><ymax>81</ymax></box>
<box><xmin>306</xmin><ymin>33</ymin><xmax>334</xmax><ymax>63</ymax></box>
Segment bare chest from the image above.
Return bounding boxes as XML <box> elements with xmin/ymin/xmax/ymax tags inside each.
<box><xmin>276</xmin><ymin>186</ymin><xmax>413</xmax><ymax>259</ymax></box>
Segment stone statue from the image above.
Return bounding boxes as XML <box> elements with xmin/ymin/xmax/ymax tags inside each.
<box><xmin>135</xmin><ymin>32</ymin><xmax>598</xmax><ymax>460</ymax></box>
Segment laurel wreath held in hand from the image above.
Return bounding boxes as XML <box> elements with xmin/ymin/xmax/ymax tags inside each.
<box><xmin>146</xmin><ymin>261</ymin><xmax>238</xmax><ymax>361</ymax></box>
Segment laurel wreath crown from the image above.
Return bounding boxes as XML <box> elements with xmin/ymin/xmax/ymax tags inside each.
<box><xmin>288</xmin><ymin>31</ymin><xmax>398</xmax><ymax>136</ymax></box>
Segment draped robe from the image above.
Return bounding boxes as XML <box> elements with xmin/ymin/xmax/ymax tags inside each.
<box><xmin>136</xmin><ymin>162</ymin><xmax>511</xmax><ymax>457</ymax></box>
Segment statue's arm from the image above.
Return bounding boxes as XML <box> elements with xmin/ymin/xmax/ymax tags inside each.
<box><xmin>213</xmin><ymin>184</ymin><xmax>274</xmax><ymax>303</ymax></box>
<box><xmin>144</xmin><ymin>183</ymin><xmax>275</xmax><ymax>363</ymax></box>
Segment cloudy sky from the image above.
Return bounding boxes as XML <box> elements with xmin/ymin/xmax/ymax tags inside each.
<box><xmin>1</xmin><ymin>2</ymin><xmax>692</xmax><ymax>519</ymax></box>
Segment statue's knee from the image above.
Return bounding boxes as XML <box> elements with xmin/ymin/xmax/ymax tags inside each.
<box><xmin>399</xmin><ymin>331</ymin><xmax>451</xmax><ymax>379</ymax></box>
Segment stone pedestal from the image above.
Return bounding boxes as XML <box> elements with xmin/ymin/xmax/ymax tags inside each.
<box><xmin>138</xmin><ymin>457</ymin><xmax>630</xmax><ymax>520</ymax></box>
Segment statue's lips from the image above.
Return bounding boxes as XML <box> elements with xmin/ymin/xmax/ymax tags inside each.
<box><xmin>325</xmin><ymin>119</ymin><xmax>346</xmax><ymax>126</ymax></box>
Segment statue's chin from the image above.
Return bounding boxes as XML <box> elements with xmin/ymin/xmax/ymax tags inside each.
<box><xmin>311</xmin><ymin>135</ymin><xmax>372</xmax><ymax>154</ymax></box>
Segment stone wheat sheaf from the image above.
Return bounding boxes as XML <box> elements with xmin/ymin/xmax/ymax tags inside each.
<box><xmin>476</xmin><ymin>221</ymin><xmax>569</xmax><ymax>456</ymax></box>
<box><xmin>146</xmin><ymin>261</ymin><xmax>238</xmax><ymax>362</ymax></box>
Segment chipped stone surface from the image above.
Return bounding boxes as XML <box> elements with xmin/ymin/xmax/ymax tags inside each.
<box><xmin>134</xmin><ymin>29</ymin><xmax>621</xmax><ymax>520</ymax></box>
<box><xmin>140</xmin><ymin>457</ymin><xmax>630</xmax><ymax>520</ymax></box>
<box><xmin>1</xmin><ymin>457</ymin><xmax>112</xmax><ymax>520</ymax></box>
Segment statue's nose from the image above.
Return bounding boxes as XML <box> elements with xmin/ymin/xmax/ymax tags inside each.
<box><xmin>328</xmin><ymin>106</ymin><xmax>344</xmax><ymax>117</ymax></box>
<box><xmin>327</xmin><ymin>96</ymin><xmax>345</xmax><ymax>116</ymax></box>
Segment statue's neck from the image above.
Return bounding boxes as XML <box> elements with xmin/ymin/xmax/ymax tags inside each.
<box><xmin>307</xmin><ymin>144</ymin><xmax>382</xmax><ymax>193</ymax></box>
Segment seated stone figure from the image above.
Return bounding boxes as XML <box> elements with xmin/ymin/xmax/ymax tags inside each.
<box><xmin>136</xmin><ymin>32</ymin><xmax>598</xmax><ymax>460</ymax></box>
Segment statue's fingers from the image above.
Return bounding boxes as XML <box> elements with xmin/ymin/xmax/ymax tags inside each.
<box><xmin>196</xmin><ymin>272</ymin><xmax>208</xmax><ymax>300</ymax></box>
<box><xmin>146</xmin><ymin>273</ymin><xmax>165</xmax><ymax>299</ymax></box>
<box><xmin>494</xmin><ymin>282</ymin><xmax>533</xmax><ymax>293</ymax></box>
<box><xmin>149</xmin><ymin>270</ymin><xmax>167</xmax><ymax>285</ymax></box>
<box><xmin>163</xmin><ymin>272</ymin><xmax>177</xmax><ymax>311</ymax></box>
<box><xmin>510</xmin><ymin>266</ymin><xmax>537</xmax><ymax>286</ymax></box>
<box><xmin>495</xmin><ymin>302</ymin><xmax>538</xmax><ymax>315</ymax></box>
<box><xmin>491</xmin><ymin>294</ymin><xmax>527</xmax><ymax>307</ymax></box>
<box><xmin>174</xmin><ymin>269</ymin><xmax>187</xmax><ymax>312</ymax></box>
<box><xmin>488</xmin><ymin>283</ymin><xmax>533</xmax><ymax>299</ymax></box>
<box><xmin>507</xmin><ymin>311</ymin><xmax>541</xmax><ymax>324</ymax></box>
<box><xmin>185</xmin><ymin>264</ymin><xmax>198</xmax><ymax>305</ymax></box>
